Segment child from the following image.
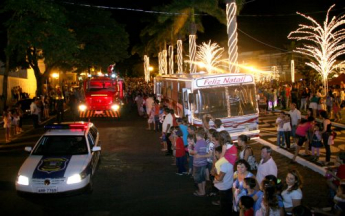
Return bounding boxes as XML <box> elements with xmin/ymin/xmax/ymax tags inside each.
<box><xmin>275</xmin><ymin>111</ymin><xmax>285</xmax><ymax>148</ymax></box>
<box><xmin>239</xmin><ymin>196</ymin><xmax>254</xmax><ymax>216</ymax></box>
<box><xmin>214</xmin><ymin>131</ymin><xmax>237</xmax><ymax>174</ymax></box>
<box><xmin>3</xmin><ymin>109</ymin><xmax>12</xmax><ymax>143</ymax></box>
<box><xmin>175</xmin><ymin>129</ymin><xmax>186</xmax><ymax>175</ymax></box>
<box><xmin>311</xmin><ymin>124</ymin><xmax>323</xmax><ymax>162</ymax></box>
<box><xmin>187</xmin><ymin>134</ymin><xmax>195</xmax><ymax>175</ymax></box>
<box><xmin>283</xmin><ymin>114</ymin><xmax>292</xmax><ymax>149</ymax></box>
<box><xmin>12</xmin><ymin>111</ymin><xmax>20</xmax><ymax>135</ymax></box>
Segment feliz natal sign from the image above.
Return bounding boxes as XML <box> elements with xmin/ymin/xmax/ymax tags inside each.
<box><xmin>196</xmin><ymin>75</ymin><xmax>253</xmax><ymax>87</ymax></box>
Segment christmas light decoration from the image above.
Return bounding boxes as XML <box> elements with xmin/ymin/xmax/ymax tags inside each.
<box><xmin>288</xmin><ymin>4</ymin><xmax>345</xmax><ymax>93</ymax></box>
<box><xmin>189</xmin><ymin>35</ymin><xmax>196</xmax><ymax>73</ymax></box>
<box><xmin>196</xmin><ymin>40</ymin><xmax>224</xmax><ymax>74</ymax></box>
<box><xmin>291</xmin><ymin>60</ymin><xmax>295</xmax><ymax>83</ymax></box>
<box><xmin>162</xmin><ymin>49</ymin><xmax>167</xmax><ymax>75</ymax></box>
<box><xmin>177</xmin><ymin>40</ymin><xmax>183</xmax><ymax>74</ymax></box>
<box><xmin>144</xmin><ymin>55</ymin><xmax>150</xmax><ymax>82</ymax></box>
<box><xmin>226</xmin><ymin>1</ymin><xmax>239</xmax><ymax>73</ymax></box>
<box><xmin>158</xmin><ymin>52</ymin><xmax>162</xmax><ymax>75</ymax></box>
<box><xmin>168</xmin><ymin>45</ymin><xmax>174</xmax><ymax>74</ymax></box>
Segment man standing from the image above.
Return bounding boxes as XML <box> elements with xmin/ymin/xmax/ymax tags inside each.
<box><xmin>30</xmin><ymin>98</ymin><xmax>40</xmax><ymax>128</ymax></box>
<box><xmin>56</xmin><ymin>97</ymin><xmax>64</xmax><ymax>124</ymax></box>
<box><xmin>256</xmin><ymin>146</ymin><xmax>278</xmax><ymax>185</ymax></box>
<box><xmin>211</xmin><ymin>146</ymin><xmax>234</xmax><ymax>216</ymax></box>
<box><xmin>289</xmin><ymin>103</ymin><xmax>301</xmax><ymax>145</ymax></box>
<box><xmin>162</xmin><ymin>108</ymin><xmax>173</xmax><ymax>155</ymax></box>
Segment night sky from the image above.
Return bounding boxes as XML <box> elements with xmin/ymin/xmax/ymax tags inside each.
<box><xmin>77</xmin><ymin>0</ymin><xmax>345</xmax><ymax>52</ymax></box>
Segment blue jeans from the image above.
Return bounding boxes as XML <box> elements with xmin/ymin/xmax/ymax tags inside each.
<box><xmin>291</xmin><ymin>125</ymin><xmax>297</xmax><ymax>139</ymax></box>
<box><xmin>277</xmin><ymin>131</ymin><xmax>285</xmax><ymax>146</ymax></box>
<box><xmin>176</xmin><ymin>156</ymin><xmax>186</xmax><ymax>173</ymax></box>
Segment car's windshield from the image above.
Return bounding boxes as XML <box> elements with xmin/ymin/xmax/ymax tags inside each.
<box><xmin>32</xmin><ymin>136</ymin><xmax>88</xmax><ymax>155</ymax></box>
<box><xmin>193</xmin><ymin>84</ymin><xmax>257</xmax><ymax>119</ymax></box>
<box><xmin>87</xmin><ymin>81</ymin><xmax>115</xmax><ymax>92</ymax></box>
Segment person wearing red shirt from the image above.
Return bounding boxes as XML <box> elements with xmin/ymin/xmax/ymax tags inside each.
<box><xmin>239</xmin><ymin>196</ymin><xmax>254</xmax><ymax>216</ymax></box>
<box><xmin>175</xmin><ymin>129</ymin><xmax>186</xmax><ymax>175</ymax></box>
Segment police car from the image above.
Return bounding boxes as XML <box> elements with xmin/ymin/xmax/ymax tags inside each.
<box><xmin>15</xmin><ymin>122</ymin><xmax>101</xmax><ymax>195</ymax></box>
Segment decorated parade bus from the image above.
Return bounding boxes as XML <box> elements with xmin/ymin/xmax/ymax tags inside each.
<box><xmin>154</xmin><ymin>73</ymin><xmax>260</xmax><ymax>139</ymax></box>
<box><xmin>78</xmin><ymin>76</ymin><xmax>124</xmax><ymax>118</ymax></box>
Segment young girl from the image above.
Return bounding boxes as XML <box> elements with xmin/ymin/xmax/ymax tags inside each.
<box><xmin>311</xmin><ymin>124</ymin><xmax>323</xmax><ymax>162</ymax></box>
<box><xmin>256</xmin><ymin>179</ymin><xmax>281</xmax><ymax>216</ymax></box>
<box><xmin>3</xmin><ymin>109</ymin><xmax>12</xmax><ymax>143</ymax></box>
<box><xmin>214</xmin><ymin>131</ymin><xmax>237</xmax><ymax>174</ymax></box>
<box><xmin>283</xmin><ymin>114</ymin><xmax>292</xmax><ymax>149</ymax></box>
<box><xmin>12</xmin><ymin>111</ymin><xmax>20</xmax><ymax>135</ymax></box>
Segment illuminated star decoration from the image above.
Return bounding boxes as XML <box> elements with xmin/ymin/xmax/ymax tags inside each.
<box><xmin>288</xmin><ymin>4</ymin><xmax>345</xmax><ymax>93</ymax></box>
<box><xmin>196</xmin><ymin>40</ymin><xmax>224</xmax><ymax>74</ymax></box>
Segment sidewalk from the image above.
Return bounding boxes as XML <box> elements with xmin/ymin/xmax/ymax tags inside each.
<box><xmin>0</xmin><ymin>116</ymin><xmax>55</xmax><ymax>146</ymax></box>
<box><xmin>0</xmin><ymin>108</ymin><xmax>70</xmax><ymax>147</ymax></box>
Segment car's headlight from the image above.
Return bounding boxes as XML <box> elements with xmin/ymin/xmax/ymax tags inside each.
<box><xmin>79</xmin><ymin>104</ymin><xmax>87</xmax><ymax>111</ymax></box>
<box><xmin>17</xmin><ymin>175</ymin><xmax>29</xmax><ymax>186</ymax></box>
<box><xmin>111</xmin><ymin>104</ymin><xmax>120</xmax><ymax>111</ymax></box>
<box><xmin>67</xmin><ymin>174</ymin><xmax>82</xmax><ymax>184</ymax></box>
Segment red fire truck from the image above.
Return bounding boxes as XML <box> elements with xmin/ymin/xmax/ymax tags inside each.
<box><xmin>78</xmin><ymin>76</ymin><xmax>124</xmax><ymax>118</ymax></box>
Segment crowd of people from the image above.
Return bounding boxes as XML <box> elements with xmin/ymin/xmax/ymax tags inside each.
<box><xmin>2</xmin><ymin>83</ymin><xmax>83</xmax><ymax>142</ymax></box>
<box><xmin>256</xmin><ymin>81</ymin><xmax>345</xmax><ymax>123</ymax></box>
<box><xmin>125</xmin><ymin>78</ymin><xmax>345</xmax><ymax>216</ymax></box>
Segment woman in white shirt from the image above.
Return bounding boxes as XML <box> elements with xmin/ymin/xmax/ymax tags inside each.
<box><xmin>281</xmin><ymin>170</ymin><xmax>303</xmax><ymax>215</ymax></box>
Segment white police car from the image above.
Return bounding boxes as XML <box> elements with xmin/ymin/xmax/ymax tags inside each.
<box><xmin>15</xmin><ymin>122</ymin><xmax>101</xmax><ymax>195</ymax></box>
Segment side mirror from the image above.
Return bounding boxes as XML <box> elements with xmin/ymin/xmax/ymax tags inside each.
<box><xmin>92</xmin><ymin>146</ymin><xmax>101</xmax><ymax>152</ymax></box>
<box><xmin>24</xmin><ymin>147</ymin><xmax>32</xmax><ymax>153</ymax></box>
<box><xmin>188</xmin><ymin>93</ymin><xmax>194</xmax><ymax>103</ymax></box>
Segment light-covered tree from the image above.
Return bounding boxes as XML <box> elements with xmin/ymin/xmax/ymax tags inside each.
<box><xmin>288</xmin><ymin>4</ymin><xmax>345</xmax><ymax>93</ymax></box>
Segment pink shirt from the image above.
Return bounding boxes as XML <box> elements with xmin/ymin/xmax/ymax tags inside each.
<box><xmin>295</xmin><ymin>122</ymin><xmax>311</xmax><ymax>137</ymax></box>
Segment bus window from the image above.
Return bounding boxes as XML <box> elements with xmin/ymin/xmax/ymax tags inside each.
<box><xmin>193</xmin><ymin>84</ymin><xmax>257</xmax><ymax>120</ymax></box>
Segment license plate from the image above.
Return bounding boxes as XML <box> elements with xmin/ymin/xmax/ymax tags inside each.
<box><xmin>95</xmin><ymin>111</ymin><xmax>103</xmax><ymax>114</ymax></box>
<box><xmin>37</xmin><ymin>187</ymin><xmax>58</xmax><ymax>193</ymax></box>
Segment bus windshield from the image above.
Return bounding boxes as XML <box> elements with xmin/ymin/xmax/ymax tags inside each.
<box><xmin>193</xmin><ymin>84</ymin><xmax>257</xmax><ymax>119</ymax></box>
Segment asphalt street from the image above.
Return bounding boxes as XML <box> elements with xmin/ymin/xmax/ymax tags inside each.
<box><xmin>0</xmin><ymin>105</ymin><xmax>341</xmax><ymax>215</ymax></box>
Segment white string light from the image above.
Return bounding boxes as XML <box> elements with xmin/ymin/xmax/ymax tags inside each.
<box><xmin>189</xmin><ymin>35</ymin><xmax>197</xmax><ymax>73</ymax></box>
<box><xmin>168</xmin><ymin>45</ymin><xmax>174</xmax><ymax>74</ymax></box>
<box><xmin>144</xmin><ymin>55</ymin><xmax>150</xmax><ymax>82</ymax></box>
<box><xmin>196</xmin><ymin>40</ymin><xmax>224</xmax><ymax>74</ymax></box>
<box><xmin>177</xmin><ymin>40</ymin><xmax>183</xmax><ymax>74</ymax></box>
<box><xmin>162</xmin><ymin>49</ymin><xmax>167</xmax><ymax>75</ymax></box>
<box><xmin>226</xmin><ymin>2</ymin><xmax>239</xmax><ymax>73</ymax></box>
<box><xmin>288</xmin><ymin>4</ymin><xmax>345</xmax><ymax>93</ymax></box>
<box><xmin>158</xmin><ymin>52</ymin><xmax>162</xmax><ymax>75</ymax></box>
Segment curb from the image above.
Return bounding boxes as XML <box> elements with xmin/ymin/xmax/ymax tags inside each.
<box><xmin>255</xmin><ymin>138</ymin><xmax>327</xmax><ymax>176</ymax></box>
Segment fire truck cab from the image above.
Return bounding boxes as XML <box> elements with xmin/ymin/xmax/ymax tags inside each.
<box><xmin>78</xmin><ymin>77</ymin><xmax>123</xmax><ymax>118</ymax></box>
